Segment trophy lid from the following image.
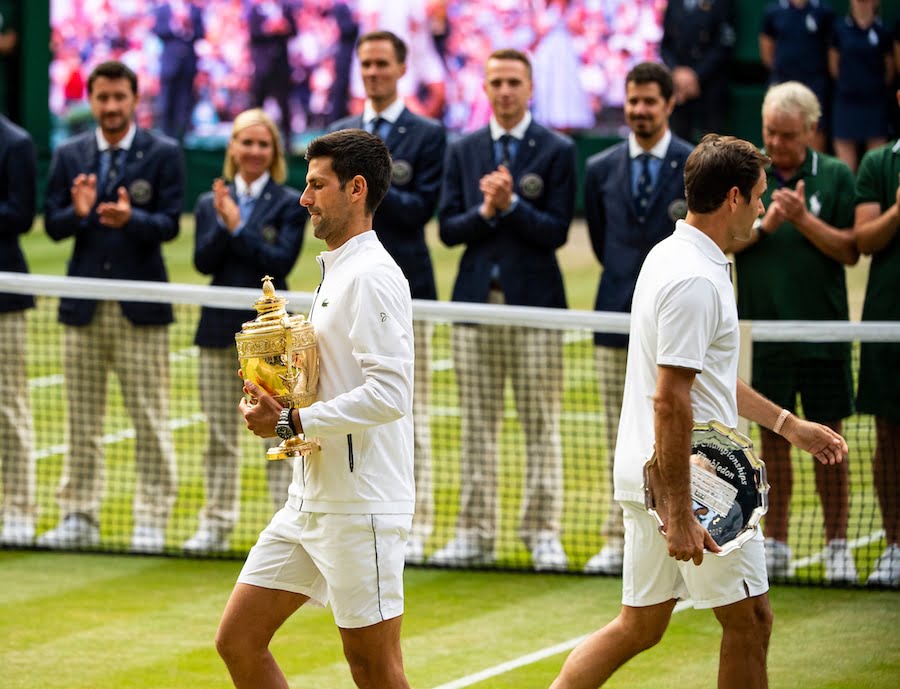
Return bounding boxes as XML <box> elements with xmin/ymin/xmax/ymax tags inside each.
<box><xmin>251</xmin><ymin>276</ymin><xmax>287</xmax><ymax>322</ymax></box>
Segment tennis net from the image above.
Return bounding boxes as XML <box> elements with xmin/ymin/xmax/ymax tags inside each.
<box><xmin>2</xmin><ymin>272</ymin><xmax>898</xmax><ymax>586</ymax></box>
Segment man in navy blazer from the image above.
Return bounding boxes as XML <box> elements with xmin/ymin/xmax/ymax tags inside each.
<box><xmin>39</xmin><ymin>61</ymin><xmax>185</xmax><ymax>554</ymax></box>
<box><xmin>0</xmin><ymin>114</ymin><xmax>37</xmax><ymax>545</ymax></box>
<box><xmin>434</xmin><ymin>48</ymin><xmax>576</xmax><ymax>571</ymax></box>
<box><xmin>329</xmin><ymin>30</ymin><xmax>445</xmax><ymax>565</ymax></box>
<box><xmin>582</xmin><ymin>62</ymin><xmax>693</xmax><ymax>575</ymax></box>
<box><xmin>152</xmin><ymin>0</ymin><xmax>205</xmax><ymax>140</ymax></box>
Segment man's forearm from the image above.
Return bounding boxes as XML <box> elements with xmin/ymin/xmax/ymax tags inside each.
<box><xmin>736</xmin><ymin>378</ymin><xmax>785</xmax><ymax>432</ymax></box>
<box><xmin>654</xmin><ymin>391</ymin><xmax>694</xmax><ymax>519</ymax></box>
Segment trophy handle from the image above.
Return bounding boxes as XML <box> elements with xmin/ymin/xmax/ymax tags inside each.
<box><xmin>266</xmin><ymin>434</ymin><xmax>320</xmax><ymax>461</ymax></box>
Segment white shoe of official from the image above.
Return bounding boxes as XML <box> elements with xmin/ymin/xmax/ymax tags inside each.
<box><xmin>182</xmin><ymin>527</ymin><xmax>230</xmax><ymax>554</ymax></box>
<box><xmin>36</xmin><ymin>514</ymin><xmax>100</xmax><ymax>549</ymax></box>
<box><xmin>866</xmin><ymin>544</ymin><xmax>900</xmax><ymax>587</ymax></box>
<box><xmin>823</xmin><ymin>540</ymin><xmax>858</xmax><ymax>584</ymax></box>
<box><xmin>765</xmin><ymin>538</ymin><xmax>794</xmax><ymax>578</ymax></box>
<box><xmin>1</xmin><ymin>515</ymin><xmax>35</xmax><ymax>546</ymax></box>
<box><xmin>583</xmin><ymin>541</ymin><xmax>624</xmax><ymax>575</ymax></box>
<box><xmin>131</xmin><ymin>526</ymin><xmax>166</xmax><ymax>554</ymax></box>
<box><xmin>404</xmin><ymin>536</ymin><xmax>425</xmax><ymax>565</ymax></box>
<box><xmin>532</xmin><ymin>534</ymin><xmax>568</xmax><ymax>572</ymax></box>
<box><xmin>429</xmin><ymin>535</ymin><xmax>494</xmax><ymax>567</ymax></box>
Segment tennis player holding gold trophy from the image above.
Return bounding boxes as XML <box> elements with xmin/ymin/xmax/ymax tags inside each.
<box><xmin>235</xmin><ymin>276</ymin><xmax>319</xmax><ymax>460</ymax></box>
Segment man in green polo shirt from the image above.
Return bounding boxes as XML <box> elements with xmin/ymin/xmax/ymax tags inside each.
<box><xmin>732</xmin><ymin>81</ymin><xmax>860</xmax><ymax>584</ymax></box>
<box><xmin>853</xmin><ymin>90</ymin><xmax>900</xmax><ymax>588</ymax></box>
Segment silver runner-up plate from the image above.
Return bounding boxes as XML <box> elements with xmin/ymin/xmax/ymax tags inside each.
<box><xmin>643</xmin><ymin>420</ymin><xmax>769</xmax><ymax>556</ymax></box>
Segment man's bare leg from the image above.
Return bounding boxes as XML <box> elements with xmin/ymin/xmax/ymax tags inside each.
<box><xmin>216</xmin><ymin>583</ymin><xmax>309</xmax><ymax>689</ymax></box>
<box><xmin>549</xmin><ymin>600</ymin><xmax>676</xmax><ymax>689</ymax></box>
<box><xmin>761</xmin><ymin>429</ymin><xmax>792</xmax><ymax>543</ymax></box>
<box><xmin>713</xmin><ymin>594</ymin><xmax>774</xmax><ymax>689</ymax></box>
<box><xmin>339</xmin><ymin>616</ymin><xmax>410</xmax><ymax>689</ymax></box>
<box><xmin>814</xmin><ymin>421</ymin><xmax>849</xmax><ymax>541</ymax></box>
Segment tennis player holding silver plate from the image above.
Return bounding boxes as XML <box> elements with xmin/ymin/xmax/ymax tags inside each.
<box><xmin>235</xmin><ymin>276</ymin><xmax>320</xmax><ymax>460</ymax></box>
<box><xmin>644</xmin><ymin>420</ymin><xmax>769</xmax><ymax>555</ymax></box>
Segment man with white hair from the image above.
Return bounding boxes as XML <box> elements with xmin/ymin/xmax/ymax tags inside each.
<box><xmin>731</xmin><ymin>80</ymin><xmax>860</xmax><ymax>583</ymax></box>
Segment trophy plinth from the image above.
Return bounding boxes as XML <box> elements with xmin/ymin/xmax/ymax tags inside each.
<box><xmin>643</xmin><ymin>420</ymin><xmax>769</xmax><ymax>556</ymax></box>
<box><xmin>235</xmin><ymin>276</ymin><xmax>320</xmax><ymax>460</ymax></box>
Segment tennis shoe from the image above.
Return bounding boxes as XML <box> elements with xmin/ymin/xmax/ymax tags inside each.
<box><xmin>532</xmin><ymin>534</ymin><xmax>568</xmax><ymax>572</ymax></box>
<box><xmin>37</xmin><ymin>514</ymin><xmax>99</xmax><ymax>549</ymax></box>
<box><xmin>866</xmin><ymin>544</ymin><xmax>900</xmax><ymax>587</ymax></box>
<box><xmin>183</xmin><ymin>527</ymin><xmax>229</xmax><ymax>554</ymax></box>
<box><xmin>765</xmin><ymin>538</ymin><xmax>794</xmax><ymax>578</ymax></box>
<box><xmin>404</xmin><ymin>536</ymin><xmax>425</xmax><ymax>565</ymax></box>
<box><xmin>583</xmin><ymin>540</ymin><xmax>624</xmax><ymax>575</ymax></box>
<box><xmin>1</xmin><ymin>515</ymin><xmax>35</xmax><ymax>546</ymax></box>
<box><xmin>823</xmin><ymin>539</ymin><xmax>858</xmax><ymax>584</ymax></box>
<box><xmin>428</xmin><ymin>535</ymin><xmax>494</xmax><ymax>566</ymax></box>
<box><xmin>131</xmin><ymin>526</ymin><xmax>166</xmax><ymax>554</ymax></box>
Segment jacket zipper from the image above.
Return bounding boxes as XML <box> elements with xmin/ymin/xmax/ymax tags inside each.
<box><xmin>347</xmin><ymin>434</ymin><xmax>354</xmax><ymax>472</ymax></box>
<box><xmin>308</xmin><ymin>258</ymin><xmax>325</xmax><ymax>320</ymax></box>
<box><xmin>302</xmin><ymin>259</ymin><xmax>324</xmax><ymax>488</ymax></box>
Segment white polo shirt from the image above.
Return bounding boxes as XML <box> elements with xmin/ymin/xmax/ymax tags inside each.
<box><xmin>614</xmin><ymin>220</ymin><xmax>740</xmax><ymax>503</ymax></box>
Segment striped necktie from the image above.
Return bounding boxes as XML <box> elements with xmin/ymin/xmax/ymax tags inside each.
<box><xmin>105</xmin><ymin>148</ymin><xmax>124</xmax><ymax>197</ymax></box>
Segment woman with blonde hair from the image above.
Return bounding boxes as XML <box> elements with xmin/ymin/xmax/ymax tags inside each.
<box><xmin>185</xmin><ymin>108</ymin><xmax>306</xmax><ymax>554</ymax></box>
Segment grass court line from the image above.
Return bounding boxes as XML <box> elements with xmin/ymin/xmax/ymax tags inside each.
<box><xmin>428</xmin><ymin>601</ymin><xmax>694</xmax><ymax>689</ymax></box>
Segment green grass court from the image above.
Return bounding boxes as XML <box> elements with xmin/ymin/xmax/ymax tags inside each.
<box><xmin>1</xmin><ymin>551</ymin><xmax>898</xmax><ymax>689</ymax></box>
<box><xmin>7</xmin><ymin>217</ymin><xmax>897</xmax><ymax>687</ymax></box>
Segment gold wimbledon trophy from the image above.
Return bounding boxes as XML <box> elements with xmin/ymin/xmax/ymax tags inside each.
<box><xmin>235</xmin><ymin>276</ymin><xmax>319</xmax><ymax>460</ymax></box>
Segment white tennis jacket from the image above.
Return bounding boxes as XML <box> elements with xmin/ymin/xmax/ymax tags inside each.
<box><xmin>288</xmin><ymin>231</ymin><xmax>416</xmax><ymax>514</ymax></box>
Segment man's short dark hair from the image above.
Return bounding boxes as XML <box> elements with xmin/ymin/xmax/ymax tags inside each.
<box><xmin>87</xmin><ymin>61</ymin><xmax>139</xmax><ymax>95</ymax></box>
<box><xmin>305</xmin><ymin>130</ymin><xmax>392</xmax><ymax>215</ymax></box>
<box><xmin>487</xmin><ymin>48</ymin><xmax>532</xmax><ymax>79</ymax></box>
<box><xmin>357</xmin><ymin>30</ymin><xmax>407</xmax><ymax>64</ymax></box>
<box><xmin>626</xmin><ymin>62</ymin><xmax>674</xmax><ymax>102</ymax></box>
<box><xmin>684</xmin><ymin>134</ymin><xmax>770</xmax><ymax>214</ymax></box>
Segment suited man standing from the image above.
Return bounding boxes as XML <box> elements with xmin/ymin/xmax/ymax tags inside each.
<box><xmin>248</xmin><ymin>0</ymin><xmax>297</xmax><ymax>147</ymax></box>
<box><xmin>152</xmin><ymin>0</ymin><xmax>205</xmax><ymax>140</ymax></box>
<box><xmin>0</xmin><ymin>114</ymin><xmax>37</xmax><ymax>545</ymax></box>
<box><xmin>329</xmin><ymin>30</ymin><xmax>445</xmax><ymax>565</ymax></box>
<box><xmin>39</xmin><ymin>61</ymin><xmax>185</xmax><ymax>554</ymax></box>
<box><xmin>661</xmin><ymin>0</ymin><xmax>736</xmax><ymax>142</ymax></box>
<box><xmin>582</xmin><ymin>62</ymin><xmax>693</xmax><ymax>575</ymax></box>
<box><xmin>434</xmin><ymin>48</ymin><xmax>576</xmax><ymax>571</ymax></box>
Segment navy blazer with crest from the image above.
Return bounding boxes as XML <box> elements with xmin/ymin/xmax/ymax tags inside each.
<box><xmin>0</xmin><ymin>115</ymin><xmax>36</xmax><ymax>313</ymax></box>
<box><xmin>329</xmin><ymin>107</ymin><xmax>445</xmax><ymax>300</ymax></box>
<box><xmin>584</xmin><ymin>134</ymin><xmax>694</xmax><ymax>346</ymax></box>
<box><xmin>44</xmin><ymin>127</ymin><xmax>185</xmax><ymax>326</ymax></box>
<box><xmin>193</xmin><ymin>179</ymin><xmax>306</xmax><ymax>347</ymax></box>
<box><xmin>438</xmin><ymin>120</ymin><xmax>576</xmax><ymax>309</ymax></box>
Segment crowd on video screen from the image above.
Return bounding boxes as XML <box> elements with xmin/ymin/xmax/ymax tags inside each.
<box><xmin>49</xmin><ymin>0</ymin><xmax>665</xmax><ymax>146</ymax></box>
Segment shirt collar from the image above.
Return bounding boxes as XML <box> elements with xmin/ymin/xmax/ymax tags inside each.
<box><xmin>673</xmin><ymin>219</ymin><xmax>730</xmax><ymax>267</ymax></box>
<box><xmin>763</xmin><ymin>146</ymin><xmax>818</xmax><ymax>183</ymax></box>
<box><xmin>628</xmin><ymin>129</ymin><xmax>672</xmax><ymax>160</ymax></box>
<box><xmin>364</xmin><ymin>98</ymin><xmax>405</xmax><ymax>125</ymax></box>
<box><xmin>489</xmin><ymin>111</ymin><xmax>532</xmax><ymax>141</ymax></box>
<box><xmin>318</xmin><ymin>229</ymin><xmax>378</xmax><ymax>268</ymax></box>
<box><xmin>235</xmin><ymin>172</ymin><xmax>270</xmax><ymax>200</ymax></box>
<box><xmin>96</xmin><ymin>123</ymin><xmax>136</xmax><ymax>152</ymax></box>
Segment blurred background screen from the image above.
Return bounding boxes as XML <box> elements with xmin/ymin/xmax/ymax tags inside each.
<box><xmin>49</xmin><ymin>0</ymin><xmax>664</xmax><ymax>149</ymax></box>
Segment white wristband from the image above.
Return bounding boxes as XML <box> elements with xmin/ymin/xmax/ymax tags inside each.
<box><xmin>773</xmin><ymin>408</ymin><xmax>791</xmax><ymax>435</ymax></box>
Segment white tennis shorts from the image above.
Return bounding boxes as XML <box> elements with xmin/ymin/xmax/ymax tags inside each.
<box><xmin>238</xmin><ymin>506</ymin><xmax>412</xmax><ymax>628</ymax></box>
<box><xmin>621</xmin><ymin>501</ymin><xmax>769</xmax><ymax>609</ymax></box>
